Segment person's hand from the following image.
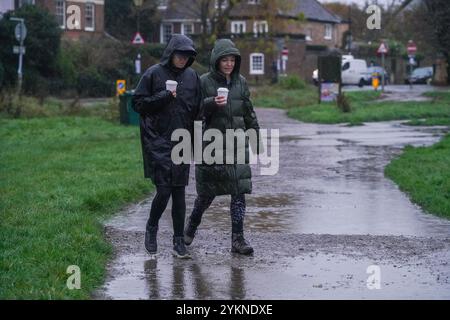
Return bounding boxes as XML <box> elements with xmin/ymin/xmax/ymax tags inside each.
<box><xmin>171</xmin><ymin>90</ymin><xmax>177</xmax><ymax>98</ymax></box>
<box><xmin>215</xmin><ymin>95</ymin><xmax>227</xmax><ymax>106</ymax></box>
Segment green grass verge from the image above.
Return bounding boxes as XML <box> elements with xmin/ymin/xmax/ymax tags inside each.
<box><xmin>0</xmin><ymin>117</ymin><xmax>152</xmax><ymax>299</ymax></box>
<box><xmin>385</xmin><ymin>134</ymin><xmax>450</xmax><ymax>218</ymax></box>
<box><xmin>254</xmin><ymin>85</ymin><xmax>450</xmax><ymax>125</ymax></box>
<box><xmin>287</xmin><ymin>98</ymin><xmax>450</xmax><ymax>125</ymax></box>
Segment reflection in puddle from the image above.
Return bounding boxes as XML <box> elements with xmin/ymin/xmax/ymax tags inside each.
<box><xmin>102</xmin><ymin>251</ymin><xmax>450</xmax><ymax>300</ymax></box>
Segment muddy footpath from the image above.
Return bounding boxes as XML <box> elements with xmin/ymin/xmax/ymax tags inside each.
<box><xmin>95</xmin><ymin>107</ymin><xmax>450</xmax><ymax>300</ymax></box>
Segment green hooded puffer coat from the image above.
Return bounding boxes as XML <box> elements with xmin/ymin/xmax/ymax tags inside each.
<box><xmin>196</xmin><ymin>39</ymin><xmax>261</xmax><ymax>197</ymax></box>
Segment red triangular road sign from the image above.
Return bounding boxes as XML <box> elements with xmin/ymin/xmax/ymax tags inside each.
<box><xmin>132</xmin><ymin>32</ymin><xmax>145</xmax><ymax>45</ymax></box>
<box><xmin>377</xmin><ymin>42</ymin><xmax>388</xmax><ymax>54</ymax></box>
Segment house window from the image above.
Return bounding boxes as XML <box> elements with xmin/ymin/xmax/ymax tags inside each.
<box><xmin>18</xmin><ymin>0</ymin><xmax>35</xmax><ymax>6</ymax></box>
<box><xmin>253</xmin><ymin>20</ymin><xmax>268</xmax><ymax>36</ymax></box>
<box><xmin>250</xmin><ymin>53</ymin><xmax>264</xmax><ymax>75</ymax></box>
<box><xmin>325</xmin><ymin>24</ymin><xmax>333</xmax><ymax>40</ymax></box>
<box><xmin>182</xmin><ymin>23</ymin><xmax>194</xmax><ymax>35</ymax></box>
<box><xmin>231</xmin><ymin>21</ymin><xmax>246</xmax><ymax>34</ymax></box>
<box><xmin>306</xmin><ymin>29</ymin><xmax>312</xmax><ymax>41</ymax></box>
<box><xmin>55</xmin><ymin>0</ymin><xmax>65</xmax><ymax>28</ymax></box>
<box><xmin>158</xmin><ymin>0</ymin><xmax>167</xmax><ymax>9</ymax></box>
<box><xmin>215</xmin><ymin>0</ymin><xmax>228</xmax><ymax>9</ymax></box>
<box><xmin>161</xmin><ymin>23</ymin><xmax>173</xmax><ymax>44</ymax></box>
<box><xmin>85</xmin><ymin>3</ymin><xmax>95</xmax><ymax>31</ymax></box>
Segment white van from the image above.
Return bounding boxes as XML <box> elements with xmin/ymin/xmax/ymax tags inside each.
<box><xmin>312</xmin><ymin>55</ymin><xmax>369</xmax><ymax>87</ymax></box>
<box><xmin>341</xmin><ymin>58</ymin><xmax>369</xmax><ymax>87</ymax></box>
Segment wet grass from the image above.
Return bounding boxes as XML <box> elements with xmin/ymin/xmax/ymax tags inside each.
<box><xmin>0</xmin><ymin>117</ymin><xmax>153</xmax><ymax>299</ymax></box>
<box><xmin>253</xmin><ymin>84</ymin><xmax>319</xmax><ymax>109</ymax></box>
<box><xmin>0</xmin><ymin>93</ymin><xmax>119</xmax><ymax>121</ymax></box>
<box><xmin>385</xmin><ymin>134</ymin><xmax>450</xmax><ymax>219</ymax></box>
<box><xmin>254</xmin><ymin>86</ymin><xmax>450</xmax><ymax>126</ymax></box>
<box><xmin>288</xmin><ymin>99</ymin><xmax>450</xmax><ymax>125</ymax></box>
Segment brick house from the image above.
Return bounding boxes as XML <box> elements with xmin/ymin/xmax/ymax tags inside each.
<box><xmin>156</xmin><ymin>0</ymin><xmax>348</xmax><ymax>82</ymax></box>
<box><xmin>0</xmin><ymin>0</ymin><xmax>105</xmax><ymax>40</ymax></box>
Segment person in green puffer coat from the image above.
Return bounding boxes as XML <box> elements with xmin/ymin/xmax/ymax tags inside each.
<box><xmin>184</xmin><ymin>39</ymin><xmax>262</xmax><ymax>255</ymax></box>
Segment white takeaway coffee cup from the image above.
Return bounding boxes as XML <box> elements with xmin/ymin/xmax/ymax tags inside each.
<box><xmin>166</xmin><ymin>80</ymin><xmax>178</xmax><ymax>91</ymax></box>
<box><xmin>217</xmin><ymin>87</ymin><xmax>229</xmax><ymax>100</ymax></box>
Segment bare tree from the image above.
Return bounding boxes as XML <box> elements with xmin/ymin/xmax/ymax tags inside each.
<box><xmin>180</xmin><ymin>0</ymin><xmax>243</xmax><ymax>51</ymax></box>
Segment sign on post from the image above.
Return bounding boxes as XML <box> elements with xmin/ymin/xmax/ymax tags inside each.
<box><xmin>135</xmin><ymin>54</ymin><xmax>141</xmax><ymax>75</ymax></box>
<box><xmin>15</xmin><ymin>23</ymin><xmax>27</xmax><ymax>42</ymax></box>
<box><xmin>132</xmin><ymin>32</ymin><xmax>145</xmax><ymax>45</ymax></box>
<box><xmin>10</xmin><ymin>17</ymin><xmax>26</xmax><ymax>95</ymax></box>
<box><xmin>13</xmin><ymin>46</ymin><xmax>26</xmax><ymax>55</ymax></box>
<box><xmin>406</xmin><ymin>40</ymin><xmax>417</xmax><ymax>88</ymax></box>
<box><xmin>377</xmin><ymin>42</ymin><xmax>388</xmax><ymax>55</ymax></box>
<box><xmin>116</xmin><ymin>80</ymin><xmax>126</xmax><ymax>96</ymax></box>
<box><xmin>407</xmin><ymin>40</ymin><xmax>417</xmax><ymax>56</ymax></box>
<box><xmin>318</xmin><ymin>55</ymin><xmax>342</xmax><ymax>103</ymax></box>
<box><xmin>377</xmin><ymin>41</ymin><xmax>388</xmax><ymax>92</ymax></box>
<box><xmin>281</xmin><ymin>47</ymin><xmax>289</xmax><ymax>61</ymax></box>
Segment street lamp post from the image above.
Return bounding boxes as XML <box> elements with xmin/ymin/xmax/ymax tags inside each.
<box><xmin>133</xmin><ymin>0</ymin><xmax>143</xmax><ymax>33</ymax></box>
<box><xmin>348</xmin><ymin>4</ymin><xmax>352</xmax><ymax>54</ymax></box>
<box><xmin>10</xmin><ymin>17</ymin><xmax>26</xmax><ymax>96</ymax></box>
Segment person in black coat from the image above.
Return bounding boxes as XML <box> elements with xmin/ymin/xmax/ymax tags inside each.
<box><xmin>132</xmin><ymin>34</ymin><xmax>201</xmax><ymax>258</ymax></box>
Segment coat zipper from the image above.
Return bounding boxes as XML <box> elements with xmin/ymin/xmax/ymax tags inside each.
<box><xmin>225</xmin><ymin>81</ymin><xmax>239</xmax><ymax>195</ymax></box>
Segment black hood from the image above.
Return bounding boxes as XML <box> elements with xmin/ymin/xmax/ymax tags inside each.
<box><xmin>160</xmin><ymin>34</ymin><xmax>197</xmax><ymax>70</ymax></box>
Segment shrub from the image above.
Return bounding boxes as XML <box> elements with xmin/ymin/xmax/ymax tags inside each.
<box><xmin>337</xmin><ymin>93</ymin><xmax>352</xmax><ymax>113</ymax></box>
<box><xmin>0</xmin><ymin>61</ymin><xmax>4</xmax><ymax>87</ymax></box>
<box><xmin>278</xmin><ymin>75</ymin><xmax>307</xmax><ymax>90</ymax></box>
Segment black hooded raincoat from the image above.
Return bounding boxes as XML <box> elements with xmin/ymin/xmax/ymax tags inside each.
<box><xmin>133</xmin><ymin>35</ymin><xmax>201</xmax><ymax>187</ymax></box>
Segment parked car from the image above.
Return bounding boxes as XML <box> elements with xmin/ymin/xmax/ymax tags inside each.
<box><xmin>365</xmin><ymin>66</ymin><xmax>389</xmax><ymax>85</ymax></box>
<box><xmin>405</xmin><ymin>67</ymin><xmax>433</xmax><ymax>84</ymax></box>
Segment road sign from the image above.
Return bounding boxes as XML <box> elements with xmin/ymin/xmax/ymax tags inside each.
<box><xmin>132</xmin><ymin>32</ymin><xmax>145</xmax><ymax>45</ymax></box>
<box><xmin>281</xmin><ymin>47</ymin><xmax>289</xmax><ymax>63</ymax></box>
<box><xmin>116</xmin><ymin>80</ymin><xmax>126</xmax><ymax>96</ymax></box>
<box><xmin>135</xmin><ymin>53</ymin><xmax>141</xmax><ymax>75</ymax></box>
<box><xmin>15</xmin><ymin>23</ymin><xmax>27</xmax><ymax>42</ymax></box>
<box><xmin>407</xmin><ymin>40</ymin><xmax>417</xmax><ymax>55</ymax></box>
<box><xmin>377</xmin><ymin>42</ymin><xmax>388</xmax><ymax>54</ymax></box>
<box><xmin>13</xmin><ymin>46</ymin><xmax>26</xmax><ymax>55</ymax></box>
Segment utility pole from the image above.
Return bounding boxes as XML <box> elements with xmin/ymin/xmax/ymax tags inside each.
<box><xmin>348</xmin><ymin>4</ymin><xmax>352</xmax><ymax>54</ymax></box>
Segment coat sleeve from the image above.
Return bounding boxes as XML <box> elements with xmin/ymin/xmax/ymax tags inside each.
<box><xmin>132</xmin><ymin>70</ymin><xmax>174</xmax><ymax>116</ymax></box>
<box><xmin>194</xmin><ymin>73</ymin><xmax>203</xmax><ymax>121</ymax></box>
<box><xmin>242</xmin><ymin>78</ymin><xmax>264</xmax><ymax>154</ymax></box>
<box><xmin>200</xmin><ymin>77</ymin><xmax>218</xmax><ymax>122</ymax></box>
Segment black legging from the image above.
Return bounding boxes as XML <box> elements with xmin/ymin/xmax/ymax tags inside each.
<box><xmin>147</xmin><ymin>186</ymin><xmax>186</xmax><ymax>237</ymax></box>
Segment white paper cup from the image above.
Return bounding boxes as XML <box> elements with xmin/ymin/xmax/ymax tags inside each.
<box><xmin>166</xmin><ymin>80</ymin><xmax>178</xmax><ymax>91</ymax></box>
<box><xmin>217</xmin><ymin>87</ymin><xmax>229</xmax><ymax>100</ymax></box>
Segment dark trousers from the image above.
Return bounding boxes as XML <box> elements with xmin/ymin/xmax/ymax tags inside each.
<box><xmin>189</xmin><ymin>194</ymin><xmax>246</xmax><ymax>233</ymax></box>
<box><xmin>147</xmin><ymin>186</ymin><xmax>186</xmax><ymax>237</ymax></box>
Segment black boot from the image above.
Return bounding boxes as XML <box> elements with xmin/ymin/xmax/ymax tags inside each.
<box><xmin>231</xmin><ymin>232</ymin><xmax>254</xmax><ymax>255</ymax></box>
<box><xmin>184</xmin><ymin>218</ymin><xmax>198</xmax><ymax>246</ymax></box>
<box><xmin>144</xmin><ymin>226</ymin><xmax>158</xmax><ymax>254</ymax></box>
<box><xmin>173</xmin><ymin>236</ymin><xmax>191</xmax><ymax>259</ymax></box>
